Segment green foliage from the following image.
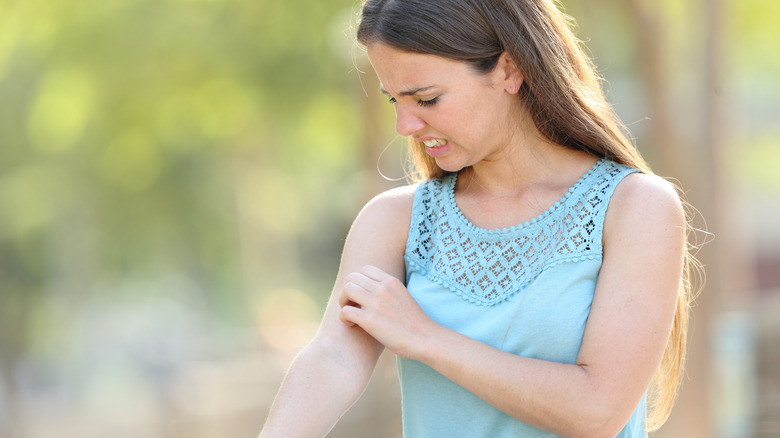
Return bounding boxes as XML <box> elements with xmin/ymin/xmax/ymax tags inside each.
<box><xmin>0</xmin><ymin>0</ymin><xmax>365</xmax><ymax>360</ymax></box>
<box><xmin>733</xmin><ymin>0</ymin><xmax>780</xmax><ymax>77</ymax></box>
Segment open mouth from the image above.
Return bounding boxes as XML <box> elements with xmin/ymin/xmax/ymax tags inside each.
<box><xmin>422</xmin><ymin>139</ymin><xmax>446</xmax><ymax>148</ymax></box>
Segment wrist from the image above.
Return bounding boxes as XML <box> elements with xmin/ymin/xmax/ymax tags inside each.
<box><xmin>408</xmin><ymin>321</ymin><xmax>449</xmax><ymax>365</ymax></box>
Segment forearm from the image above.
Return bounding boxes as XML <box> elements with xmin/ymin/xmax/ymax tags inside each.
<box><xmin>418</xmin><ymin>327</ymin><xmax>632</xmax><ymax>438</ymax></box>
<box><xmin>260</xmin><ymin>338</ymin><xmax>379</xmax><ymax>438</ymax></box>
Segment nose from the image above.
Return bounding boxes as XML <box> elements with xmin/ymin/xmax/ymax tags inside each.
<box><xmin>395</xmin><ymin>104</ymin><xmax>426</xmax><ymax>137</ymax></box>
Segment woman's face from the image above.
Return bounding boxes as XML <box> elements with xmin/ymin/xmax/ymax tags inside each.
<box><xmin>366</xmin><ymin>42</ymin><xmax>525</xmax><ymax>173</ymax></box>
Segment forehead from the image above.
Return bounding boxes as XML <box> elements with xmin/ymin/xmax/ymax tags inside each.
<box><xmin>366</xmin><ymin>43</ymin><xmax>476</xmax><ymax>94</ymax></box>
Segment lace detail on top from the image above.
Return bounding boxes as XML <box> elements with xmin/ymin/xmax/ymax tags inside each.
<box><xmin>405</xmin><ymin>159</ymin><xmax>639</xmax><ymax>306</ymax></box>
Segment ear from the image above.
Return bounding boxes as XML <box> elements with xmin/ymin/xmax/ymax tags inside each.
<box><xmin>496</xmin><ymin>51</ymin><xmax>524</xmax><ymax>94</ymax></box>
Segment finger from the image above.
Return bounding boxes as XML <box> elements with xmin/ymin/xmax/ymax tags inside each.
<box><xmin>339</xmin><ymin>280</ymin><xmax>370</xmax><ymax>308</ymax></box>
<box><xmin>339</xmin><ymin>303</ymin><xmax>361</xmax><ymax>327</ymax></box>
<box><xmin>360</xmin><ymin>265</ymin><xmax>394</xmax><ymax>282</ymax></box>
<box><xmin>360</xmin><ymin>266</ymin><xmax>405</xmax><ymax>294</ymax></box>
<box><xmin>338</xmin><ymin>287</ymin><xmax>352</xmax><ymax>308</ymax></box>
<box><xmin>345</xmin><ymin>272</ymin><xmax>384</xmax><ymax>295</ymax></box>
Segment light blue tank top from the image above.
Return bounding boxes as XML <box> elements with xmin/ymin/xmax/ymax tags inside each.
<box><xmin>401</xmin><ymin>159</ymin><xmax>646</xmax><ymax>437</ymax></box>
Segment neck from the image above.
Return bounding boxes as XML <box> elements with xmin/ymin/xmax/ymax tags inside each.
<box><xmin>462</xmin><ymin>134</ymin><xmax>595</xmax><ymax>197</ymax></box>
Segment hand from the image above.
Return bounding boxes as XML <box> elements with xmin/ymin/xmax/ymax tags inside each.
<box><xmin>338</xmin><ymin>265</ymin><xmax>434</xmax><ymax>360</ymax></box>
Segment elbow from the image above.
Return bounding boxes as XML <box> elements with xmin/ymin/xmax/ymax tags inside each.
<box><xmin>569</xmin><ymin>399</ymin><xmax>633</xmax><ymax>438</ymax></box>
<box><xmin>561</xmin><ymin>366</ymin><xmax>636</xmax><ymax>438</ymax></box>
<box><xmin>576</xmin><ymin>423</ymin><xmax>625</xmax><ymax>438</ymax></box>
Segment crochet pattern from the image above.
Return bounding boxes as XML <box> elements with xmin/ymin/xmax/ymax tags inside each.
<box><xmin>405</xmin><ymin>160</ymin><xmax>638</xmax><ymax>306</ymax></box>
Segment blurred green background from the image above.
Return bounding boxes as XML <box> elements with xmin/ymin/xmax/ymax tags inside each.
<box><xmin>0</xmin><ymin>0</ymin><xmax>778</xmax><ymax>437</ymax></box>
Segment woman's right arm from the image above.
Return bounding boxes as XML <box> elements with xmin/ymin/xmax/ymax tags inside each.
<box><xmin>259</xmin><ymin>185</ymin><xmax>414</xmax><ymax>438</ymax></box>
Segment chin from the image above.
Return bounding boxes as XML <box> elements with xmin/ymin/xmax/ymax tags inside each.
<box><xmin>434</xmin><ymin>159</ymin><xmax>467</xmax><ymax>174</ymax></box>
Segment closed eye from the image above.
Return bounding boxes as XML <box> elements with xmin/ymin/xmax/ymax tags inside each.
<box><xmin>417</xmin><ymin>97</ymin><xmax>438</xmax><ymax>107</ymax></box>
<box><xmin>386</xmin><ymin>96</ymin><xmax>439</xmax><ymax>107</ymax></box>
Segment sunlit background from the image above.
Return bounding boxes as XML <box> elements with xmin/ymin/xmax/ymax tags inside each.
<box><xmin>0</xmin><ymin>0</ymin><xmax>778</xmax><ymax>437</ymax></box>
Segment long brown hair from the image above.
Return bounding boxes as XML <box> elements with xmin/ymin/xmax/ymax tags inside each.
<box><xmin>357</xmin><ymin>0</ymin><xmax>695</xmax><ymax>431</ymax></box>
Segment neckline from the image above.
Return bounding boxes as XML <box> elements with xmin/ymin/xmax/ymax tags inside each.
<box><xmin>445</xmin><ymin>159</ymin><xmax>605</xmax><ymax>235</ymax></box>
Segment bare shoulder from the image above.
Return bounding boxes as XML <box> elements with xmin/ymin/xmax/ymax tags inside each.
<box><xmin>340</xmin><ymin>184</ymin><xmax>417</xmax><ymax>280</ymax></box>
<box><xmin>606</xmin><ymin>172</ymin><xmax>685</xmax><ymax>235</ymax></box>
<box><xmin>352</xmin><ymin>184</ymin><xmax>417</xmax><ymax>238</ymax></box>
<box><xmin>363</xmin><ymin>183</ymin><xmax>417</xmax><ymax>211</ymax></box>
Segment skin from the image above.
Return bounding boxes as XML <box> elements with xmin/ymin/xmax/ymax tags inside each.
<box><xmin>261</xmin><ymin>43</ymin><xmax>685</xmax><ymax>438</ymax></box>
<box><xmin>260</xmin><ymin>186</ymin><xmax>411</xmax><ymax>437</ymax></box>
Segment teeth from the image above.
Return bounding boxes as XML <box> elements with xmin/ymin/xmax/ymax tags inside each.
<box><xmin>423</xmin><ymin>139</ymin><xmax>446</xmax><ymax>147</ymax></box>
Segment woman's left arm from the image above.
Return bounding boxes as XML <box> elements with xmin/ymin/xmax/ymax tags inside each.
<box><xmin>339</xmin><ymin>173</ymin><xmax>686</xmax><ymax>438</ymax></box>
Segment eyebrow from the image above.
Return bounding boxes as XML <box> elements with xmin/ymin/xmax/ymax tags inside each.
<box><xmin>379</xmin><ymin>85</ymin><xmax>435</xmax><ymax>97</ymax></box>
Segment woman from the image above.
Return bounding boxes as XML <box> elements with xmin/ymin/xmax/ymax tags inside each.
<box><xmin>261</xmin><ymin>0</ymin><xmax>695</xmax><ymax>436</ymax></box>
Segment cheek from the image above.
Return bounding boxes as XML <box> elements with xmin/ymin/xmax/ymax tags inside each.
<box><xmin>434</xmin><ymin>92</ymin><xmax>503</xmax><ymax>144</ymax></box>
<box><xmin>436</xmin><ymin>99</ymin><xmax>476</xmax><ymax>134</ymax></box>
